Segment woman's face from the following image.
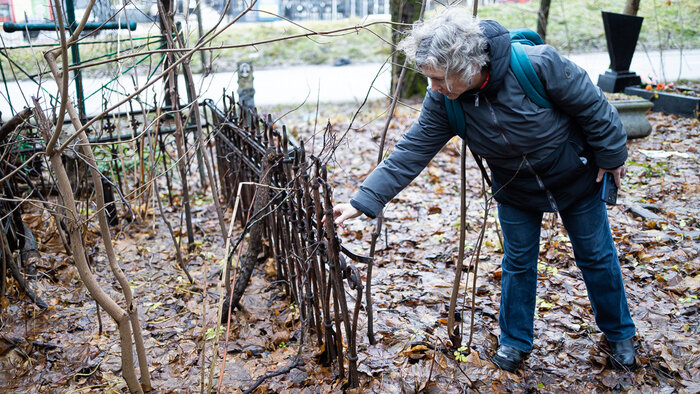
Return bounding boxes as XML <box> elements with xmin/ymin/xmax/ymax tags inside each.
<box><xmin>421</xmin><ymin>66</ymin><xmax>479</xmax><ymax>99</ymax></box>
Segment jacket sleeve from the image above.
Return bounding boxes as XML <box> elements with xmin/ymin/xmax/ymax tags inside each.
<box><xmin>532</xmin><ymin>45</ymin><xmax>628</xmax><ymax>169</ymax></box>
<box><xmin>350</xmin><ymin>89</ymin><xmax>455</xmax><ymax>218</ymax></box>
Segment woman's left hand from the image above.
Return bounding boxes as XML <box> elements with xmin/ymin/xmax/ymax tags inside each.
<box><xmin>596</xmin><ymin>165</ymin><xmax>626</xmax><ymax>188</ymax></box>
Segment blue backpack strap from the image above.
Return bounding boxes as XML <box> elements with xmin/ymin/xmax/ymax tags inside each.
<box><xmin>444</xmin><ymin>96</ymin><xmax>466</xmax><ymax>139</ymax></box>
<box><xmin>509</xmin><ymin>42</ymin><xmax>552</xmax><ymax>108</ymax></box>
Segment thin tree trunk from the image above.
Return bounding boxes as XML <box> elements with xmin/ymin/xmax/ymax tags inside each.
<box><xmin>159</xmin><ymin>0</ymin><xmax>174</xmax><ymax>108</ymax></box>
<box><xmin>0</xmin><ymin>231</ymin><xmax>5</xmax><ymax>298</ymax></box>
<box><xmin>194</xmin><ymin>0</ymin><xmax>208</xmax><ymax>73</ymax></box>
<box><xmin>178</xmin><ymin>27</ymin><xmax>208</xmax><ymax>191</ymax></box>
<box><xmin>44</xmin><ymin>51</ymin><xmax>151</xmax><ymax>392</ymax></box>
<box><xmin>537</xmin><ymin>0</ymin><xmax>551</xmax><ymax>43</ymax></box>
<box><xmin>623</xmin><ymin>0</ymin><xmax>641</xmax><ymax>15</ymax></box>
<box><xmin>176</xmin><ymin>30</ymin><xmax>229</xmax><ymax>246</ymax></box>
<box><xmin>33</xmin><ymin>100</ymin><xmax>144</xmax><ymax>394</ymax></box>
<box><xmin>154</xmin><ymin>168</ymin><xmax>193</xmax><ymax>283</ymax></box>
<box><xmin>390</xmin><ymin>0</ymin><xmax>426</xmax><ymax>98</ymax></box>
<box><xmin>226</xmin><ymin>151</ymin><xmax>273</xmax><ymax>313</ymax></box>
<box><xmin>371</xmin><ymin>0</ymin><xmax>427</xmax><ymax>347</ymax></box>
<box><xmin>160</xmin><ymin>5</ymin><xmax>196</xmax><ymax>251</ymax></box>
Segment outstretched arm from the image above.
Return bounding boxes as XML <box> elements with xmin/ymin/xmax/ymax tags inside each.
<box><xmin>348</xmin><ymin>89</ymin><xmax>455</xmax><ymax>219</ymax></box>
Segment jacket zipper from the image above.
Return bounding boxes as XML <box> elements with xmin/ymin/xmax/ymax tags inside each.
<box><xmin>482</xmin><ymin>96</ymin><xmax>559</xmax><ymax>211</ymax></box>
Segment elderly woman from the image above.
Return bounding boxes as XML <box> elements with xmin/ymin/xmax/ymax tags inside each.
<box><xmin>332</xmin><ymin>8</ymin><xmax>636</xmax><ymax>372</ymax></box>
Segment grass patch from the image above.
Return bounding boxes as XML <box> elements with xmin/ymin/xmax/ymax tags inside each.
<box><xmin>477</xmin><ymin>0</ymin><xmax>699</xmax><ymax>53</ymax></box>
<box><xmin>202</xmin><ymin>18</ymin><xmax>392</xmax><ymax>72</ymax></box>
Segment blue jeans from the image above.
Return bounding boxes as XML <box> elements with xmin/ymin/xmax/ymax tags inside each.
<box><xmin>497</xmin><ymin>192</ymin><xmax>635</xmax><ymax>353</ymax></box>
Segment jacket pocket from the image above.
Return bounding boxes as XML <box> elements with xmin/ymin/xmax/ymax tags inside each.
<box><xmin>534</xmin><ymin>138</ymin><xmax>593</xmax><ymax>190</ymax></box>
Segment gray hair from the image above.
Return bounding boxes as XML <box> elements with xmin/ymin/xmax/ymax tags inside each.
<box><xmin>397</xmin><ymin>7</ymin><xmax>488</xmax><ymax>89</ymax></box>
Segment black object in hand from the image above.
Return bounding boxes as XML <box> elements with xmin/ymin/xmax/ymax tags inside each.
<box><xmin>601</xmin><ymin>172</ymin><xmax>618</xmax><ymax>205</ymax></box>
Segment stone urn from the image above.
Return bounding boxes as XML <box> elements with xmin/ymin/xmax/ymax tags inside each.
<box><xmin>612</xmin><ymin>99</ymin><xmax>654</xmax><ymax>139</ymax></box>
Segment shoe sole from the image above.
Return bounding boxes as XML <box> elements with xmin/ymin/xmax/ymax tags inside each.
<box><xmin>609</xmin><ymin>357</ymin><xmax>637</xmax><ymax>371</ymax></box>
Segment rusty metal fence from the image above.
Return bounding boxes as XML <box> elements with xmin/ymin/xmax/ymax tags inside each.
<box><xmin>203</xmin><ymin>97</ymin><xmax>368</xmax><ymax>388</ymax></box>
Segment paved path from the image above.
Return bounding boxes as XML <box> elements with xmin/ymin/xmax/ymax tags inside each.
<box><xmin>237</xmin><ymin>48</ymin><xmax>700</xmax><ymax>105</ymax></box>
<box><xmin>1</xmin><ymin>48</ymin><xmax>698</xmax><ymax>120</ymax></box>
<box><xmin>569</xmin><ymin>48</ymin><xmax>700</xmax><ymax>86</ymax></box>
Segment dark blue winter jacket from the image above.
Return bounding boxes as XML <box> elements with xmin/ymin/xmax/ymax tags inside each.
<box><xmin>351</xmin><ymin>20</ymin><xmax>628</xmax><ymax>217</ymax></box>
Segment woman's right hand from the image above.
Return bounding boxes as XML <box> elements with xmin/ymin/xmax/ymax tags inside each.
<box><xmin>330</xmin><ymin>203</ymin><xmax>362</xmax><ymax>227</ymax></box>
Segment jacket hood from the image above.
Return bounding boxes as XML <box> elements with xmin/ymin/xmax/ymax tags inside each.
<box><xmin>477</xmin><ymin>20</ymin><xmax>511</xmax><ymax>95</ymax></box>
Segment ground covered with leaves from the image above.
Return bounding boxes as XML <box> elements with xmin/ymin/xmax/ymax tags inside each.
<box><xmin>0</xmin><ymin>102</ymin><xmax>698</xmax><ymax>392</ymax></box>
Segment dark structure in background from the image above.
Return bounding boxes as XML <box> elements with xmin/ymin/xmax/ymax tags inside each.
<box><xmin>596</xmin><ymin>11</ymin><xmax>644</xmax><ymax>93</ymax></box>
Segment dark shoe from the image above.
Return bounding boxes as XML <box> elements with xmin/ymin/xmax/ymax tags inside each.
<box><xmin>608</xmin><ymin>338</ymin><xmax>636</xmax><ymax>370</ymax></box>
<box><xmin>492</xmin><ymin>345</ymin><xmax>527</xmax><ymax>372</ymax></box>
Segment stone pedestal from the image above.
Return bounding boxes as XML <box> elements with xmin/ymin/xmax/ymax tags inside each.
<box><xmin>598</xmin><ymin>70</ymin><xmax>642</xmax><ymax>93</ymax></box>
<box><xmin>612</xmin><ymin>99</ymin><xmax>653</xmax><ymax>139</ymax></box>
<box><xmin>596</xmin><ymin>11</ymin><xmax>644</xmax><ymax>93</ymax></box>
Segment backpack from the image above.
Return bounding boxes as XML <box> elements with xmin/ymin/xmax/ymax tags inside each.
<box><xmin>443</xmin><ymin>28</ymin><xmax>552</xmax><ymax>186</ymax></box>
